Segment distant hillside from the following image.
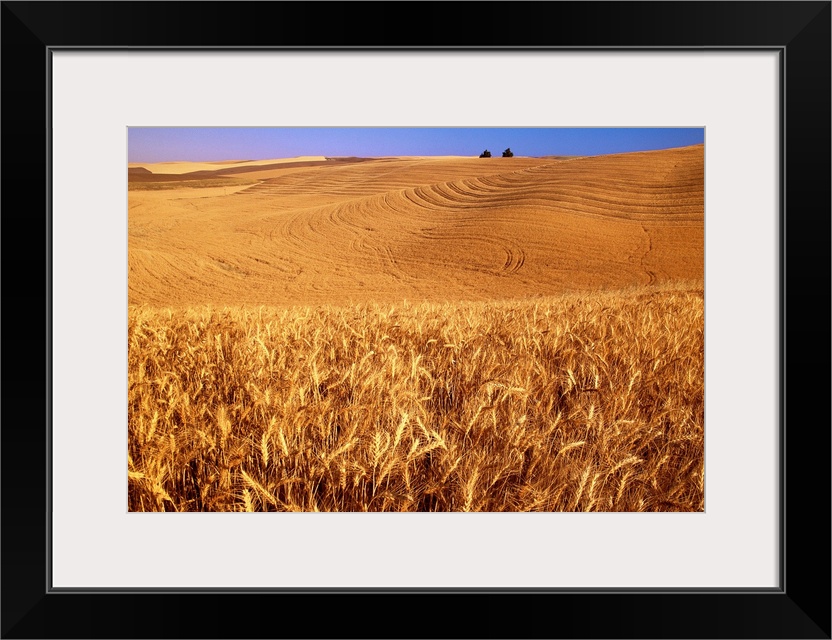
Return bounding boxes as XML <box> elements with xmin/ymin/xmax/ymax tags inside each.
<box><xmin>129</xmin><ymin>145</ymin><xmax>703</xmax><ymax>307</ymax></box>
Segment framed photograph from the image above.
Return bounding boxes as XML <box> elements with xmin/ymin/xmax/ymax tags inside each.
<box><xmin>3</xmin><ymin>2</ymin><xmax>829</xmax><ymax>638</ymax></box>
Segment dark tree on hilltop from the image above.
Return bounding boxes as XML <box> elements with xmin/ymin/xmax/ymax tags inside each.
<box><xmin>502</xmin><ymin>148</ymin><xmax>514</xmax><ymax>158</ymax></box>
<box><xmin>479</xmin><ymin>149</ymin><xmax>492</xmax><ymax>158</ymax></box>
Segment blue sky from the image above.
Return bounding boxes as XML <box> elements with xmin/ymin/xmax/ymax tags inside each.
<box><xmin>128</xmin><ymin>127</ymin><xmax>704</xmax><ymax>163</ymax></box>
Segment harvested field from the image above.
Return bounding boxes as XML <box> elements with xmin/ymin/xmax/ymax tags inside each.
<box><xmin>129</xmin><ymin>146</ymin><xmax>703</xmax><ymax>307</ymax></box>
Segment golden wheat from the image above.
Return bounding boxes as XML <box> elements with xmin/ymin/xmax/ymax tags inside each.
<box><xmin>127</xmin><ymin>281</ymin><xmax>704</xmax><ymax>512</ymax></box>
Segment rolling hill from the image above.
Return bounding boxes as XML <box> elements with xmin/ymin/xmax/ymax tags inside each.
<box><xmin>128</xmin><ymin>144</ymin><xmax>703</xmax><ymax>307</ymax></box>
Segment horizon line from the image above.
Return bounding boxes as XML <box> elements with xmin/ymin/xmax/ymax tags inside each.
<box><xmin>128</xmin><ymin>142</ymin><xmax>705</xmax><ymax>165</ymax></box>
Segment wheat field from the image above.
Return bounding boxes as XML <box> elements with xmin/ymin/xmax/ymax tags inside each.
<box><xmin>128</xmin><ymin>144</ymin><xmax>704</xmax><ymax>511</ymax></box>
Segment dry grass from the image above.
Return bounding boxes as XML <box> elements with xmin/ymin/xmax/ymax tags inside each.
<box><xmin>128</xmin><ymin>281</ymin><xmax>704</xmax><ymax>512</ymax></box>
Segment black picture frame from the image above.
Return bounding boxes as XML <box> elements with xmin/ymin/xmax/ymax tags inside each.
<box><xmin>2</xmin><ymin>2</ymin><xmax>829</xmax><ymax>638</ymax></box>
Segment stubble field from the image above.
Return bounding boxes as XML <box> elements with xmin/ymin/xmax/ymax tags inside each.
<box><xmin>128</xmin><ymin>145</ymin><xmax>704</xmax><ymax>511</ymax></box>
